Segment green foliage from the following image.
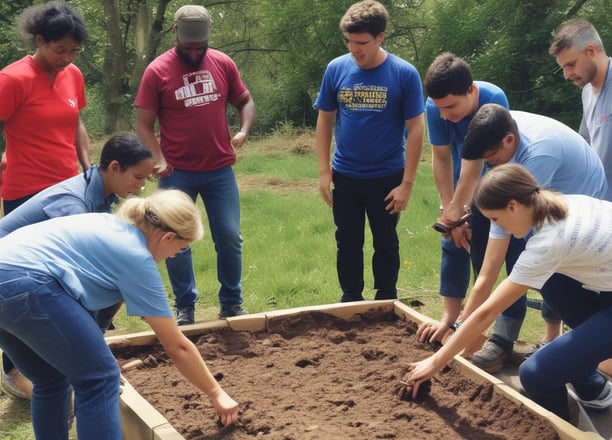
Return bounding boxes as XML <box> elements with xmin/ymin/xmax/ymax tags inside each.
<box><xmin>415</xmin><ymin>0</ymin><xmax>609</xmax><ymax>129</ymax></box>
<box><xmin>1</xmin><ymin>1</ymin><xmax>610</xmax><ymax>134</ymax></box>
<box><xmin>0</xmin><ymin>2</ymin><xmax>33</xmax><ymax>68</ymax></box>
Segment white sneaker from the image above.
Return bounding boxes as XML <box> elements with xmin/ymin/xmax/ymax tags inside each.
<box><xmin>568</xmin><ymin>382</ymin><xmax>612</xmax><ymax>410</ymax></box>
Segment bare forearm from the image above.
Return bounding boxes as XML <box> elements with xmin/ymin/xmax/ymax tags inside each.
<box><xmin>75</xmin><ymin>119</ymin><xmax>91</xmax><ymax>170</ymax></box>
<box><xmin>445</xmin><ymin>159</ymin><xmax>483</xmax><ymax>221</ymax></box>
<box><xmin>166</xmin><ymin>339</ymin><xmax>223</xmax><ymax>398</ymax></box>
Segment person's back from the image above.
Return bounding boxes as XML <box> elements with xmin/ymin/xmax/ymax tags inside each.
<box><xmin>0</xmin><ymin>167</ymin><xmax>110</xmax><ymax>238</ymax></box>
<box><xmin>510</xmin><ymin>110</ymin><xmax>608</xmax><ymax>199</ymax></box>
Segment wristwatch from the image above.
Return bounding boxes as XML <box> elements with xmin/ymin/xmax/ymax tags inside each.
<box><xmin>451</xmin><ymin>320</ymin><xmax>463</xmax><ymax>331</ymax></box>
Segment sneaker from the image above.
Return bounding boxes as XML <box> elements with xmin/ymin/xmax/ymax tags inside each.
<box><xmin>568</xmin><ymin>382</ymin><xmax>612</xmax><ymax>410</ymax></box>
<box><xmin>219</xmin><ymin>305</ymin><xmax>249</xmax><ymax>318</ymax></box>
<box><xmin>471</xmin><ymin>340</ymin><xmax>510</xmax><ymax>373</ymax></box>
<box><xmin>524</xmin><ymin>341</ymin><xmax>548</xmax><ymax>359</ymax></box>
<box><xmin>0</xmin><ymin>368</ymin><xmax>33</xmax><ymax>400</ymax></box>
<box><xmin>175</xmin><ymin>307</ymin><xmax>195</xmax><ymax>326</ymax></box>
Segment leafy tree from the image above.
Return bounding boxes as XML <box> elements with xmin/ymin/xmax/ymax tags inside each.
<box><xmin>416</xmin><ymin>0</ymin><xmax>610</xmax><ymax>129</ymax></box>
<box><xmin>0</xmin><ymin>1</ymin><xmax>34</xmax><ymax>69</ymax></box>
<box><xmin>2</xmin><ymin>0</ymin><xmax>609</xmax><ymax>135</ymax></box>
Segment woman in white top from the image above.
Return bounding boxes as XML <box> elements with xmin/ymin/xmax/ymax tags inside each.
<box><xmin>402</xmin><ymin>163</ymin><xmax>612</xmax><ymax>420</ymax></box>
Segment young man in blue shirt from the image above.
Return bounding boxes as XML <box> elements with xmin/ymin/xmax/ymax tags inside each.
<box><xmin>315</xmin><ymin>0</ymin><xmax>424</xmax><ymax>303</ymax></box>
<box><xmin>417</xmin><ymin>53</ymin><xmax>527</xmax><ymax>346</ymax></box>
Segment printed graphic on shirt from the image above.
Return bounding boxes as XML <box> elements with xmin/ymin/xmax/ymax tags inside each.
<box><xmin>338</xmin><ymin>84</ymin><xmax>388</xmax><ymax>112</ymax></box>
<box><xmin>175</xmin><ymin>71</ymin><xmax>221</xmax><ymax>108</ymax></box>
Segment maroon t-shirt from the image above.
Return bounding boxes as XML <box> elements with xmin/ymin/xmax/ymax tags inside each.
<box><xmin>135</xmin><ymin>48</ymin><xmax>249</xmax><ymax>172</ymax></box>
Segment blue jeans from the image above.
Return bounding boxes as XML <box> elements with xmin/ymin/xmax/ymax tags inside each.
<box><xmin>2</xmin><ymin>192</ymin><xmax>36</xmax><ymax>214</ymax></box>
<box><xmin>2</xmin><ymin>193</ymin><xmax>37</xmax><ymax>374</ymax></box>
<box><xmin>439</xmin><ymin>236</ymin><xmax>471</xmax><ymax>298</ymax></box>
<box><xmin>332</xmin><ymin>170</ymin><xmax>402</xmax><ymax>302</ymax></box>
<box><xmin>159</xmin><ymin>166</ymin><xmax>243</xmax><ymax>308</ymax></box>
<box><xmin>439</xmin><ymin>205</ymin><xmax>489</xmax><ymax>298</ymax></box>
<box><xmin>0</xmin><ymin>271</ymin><xmax>121</xmax><ymax>439</ymax></box>
<box><xmin>519</xmin><ymin>274</ymin><xmax>612</xmax><ymax>420</ymax></box>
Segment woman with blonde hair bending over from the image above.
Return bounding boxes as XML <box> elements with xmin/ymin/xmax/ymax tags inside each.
<box><xmin>0</xmin><ymin>189</ymin><xmax>238</xmax><ymax>439</ymax></box>
<box><xmin>402</xmin><ymin>163</ymin><xmax>612</xmax><ymax>421</ymax></box>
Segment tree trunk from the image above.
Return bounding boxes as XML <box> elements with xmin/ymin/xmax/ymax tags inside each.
<box><xmin>102</xmin><ymin>0</ymin><xmax>127</xmax><ymax>133</ymax></box>
<box><xmin>131</xmin><ymin>0</ymin><xmax>149</xmax><ymax>85</ymax></box>
<box><xmin>147</xmin><ymin>0</ymin><xmax>171</xmax><ymax>64</ymax></box>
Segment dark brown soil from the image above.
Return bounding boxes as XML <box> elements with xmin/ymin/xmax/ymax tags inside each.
<box><xmin>114</xmin><ymin>308</ymin><xmax>559</xmax><ymax>440</ymax></box>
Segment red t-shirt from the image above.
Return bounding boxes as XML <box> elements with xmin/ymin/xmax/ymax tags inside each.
<box><xmin>135</xmin><ymin>48</ymin><xmax>249</xmax><ymax>172</ymax></box>
<box><xmin>0</xmin><ymin>56</ymin><xmax>86</xmax><ymax>200</ymax></box>
<box><xmin>0</xmin><ymin>152</ymin><xmax>6</xmax><ymax>191</ymax></box>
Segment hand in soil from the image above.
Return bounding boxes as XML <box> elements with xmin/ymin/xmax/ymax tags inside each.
<box><xmin>395</xmin><ymin>377</ymin><xmax>431</xmax><ymax>401</ymax></box>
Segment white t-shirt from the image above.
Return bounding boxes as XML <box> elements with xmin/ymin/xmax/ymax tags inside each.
<box><xmin>509</xmin><ymin>195</ymin><xmax>612</xmax><ymax>292</ymax></box>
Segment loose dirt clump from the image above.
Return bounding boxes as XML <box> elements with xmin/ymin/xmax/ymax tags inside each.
<box><xmin>116</xmin><ymin>308</ymin><xmax>560</xmax><ymax>440</ymax></box>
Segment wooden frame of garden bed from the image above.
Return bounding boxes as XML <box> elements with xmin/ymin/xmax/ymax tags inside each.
<box><xmin>106</xmin><ymin>300</ymin><xmax>602</xmax><ymax>440</ymax></box>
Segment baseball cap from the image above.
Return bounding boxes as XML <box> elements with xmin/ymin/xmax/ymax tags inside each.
<box><xmin>174</xmin><ymin>5</ymin><xmax>210</xmax><ymax>42</ymax></box>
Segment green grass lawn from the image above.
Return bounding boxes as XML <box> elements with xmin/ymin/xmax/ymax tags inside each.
<box><xmin>0</xmin><ymin>128</ymin><xmax>547</xmax><ymax>438</ymax></box>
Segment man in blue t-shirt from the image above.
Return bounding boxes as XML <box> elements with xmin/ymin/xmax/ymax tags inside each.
<box><xmin>314</xmin><ymin>1</ymin><xmax>424</xmax><ymax>302</ymax></box>
<box><xmin>417</xmin><ymin>53</ymin><xmax>528</xmax><ymax>347</ymax></box>
<box><xmin>444</xmin><ymin>104</ymin><xmax>607</xmax><ymax>373</ymax></box>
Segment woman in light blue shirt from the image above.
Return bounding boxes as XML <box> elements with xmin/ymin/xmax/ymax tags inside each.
<box><xmin>0</xmin><ymin>189</ymin><xmax>239</xmax><ymax>439</ymax></box>
<box><xmin>0</xmin><ymin>131</ymin><xmax>154</xmax><ymax>401</ymax></box>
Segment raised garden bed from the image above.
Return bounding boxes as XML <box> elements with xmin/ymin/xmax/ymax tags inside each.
<box><xmin>108</xmin><ymin>301</ymin><xmax>600</xmax><ymax>440</ymax></box>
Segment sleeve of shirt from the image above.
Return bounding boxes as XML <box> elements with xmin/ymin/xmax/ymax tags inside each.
<box><xmin>42</xmin><ymin>194</ymin><xmax>88</xmax><ymax>218</ymax></box>
<box><xmin>70</xmin><ymin>65</ymin><xmax>87</xmax><ymax>110</ymax></box>
<box><xmin>402</xmin><ymin>65</ymin><xmax>425</xmax><ymax>120</ymax></box>
<box><xmin>508</xmin><ymin>229</ymin><xmax>560</xmax><ymax>289</ymax></box>
<box><xmin>521</xmin><ymin>150</ymin><xmax>562</xmax><ymax>189</ymax></box>
<box><xmin>490</xmin><ymin>91</ymin><xmax>509</xmax><ymax>109</ymax></box>
<box><xmin>426</xmin><ymin>99</ymin><xmax>448</xmax><ymax>146</ymax></box>
<box><xmin>0</xmin><ymin>73</ymin><xmax>25</xmax><ymax>122</ymax></box>
<box><xmin>489</xmin><ymin>222</ymin><xmax>511</xmax><ymax>239</ymax></box>
<box><xmin>226</xmin><ymin>57</ymin><xmax>249</xmax><ymax>106</ymax></box>
<box><xmin>118</xmin><ymin>256</ymin><xmax>173</xmax><ymax>318</ymax></box>
<box><xmin>313</xmin><ymin>62</ymin><xmax>338</xmax><ymax>112</ymax></box>
<box><xmin>134</xmin><ymin>66</ymin><xmax>161</xmax><ymax>111</ymax></box>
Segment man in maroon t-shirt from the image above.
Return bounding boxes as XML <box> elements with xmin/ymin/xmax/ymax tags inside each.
<box><xmin>135</xmin><ymin>5</ymin><xmax>255</xmax><ymax>324</ymax></box>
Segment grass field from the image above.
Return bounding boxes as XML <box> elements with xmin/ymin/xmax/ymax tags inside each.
<box><xmin>0</xmin><ymin>128</ymin><xmax>547</xmax><ymax>439</ymax></box>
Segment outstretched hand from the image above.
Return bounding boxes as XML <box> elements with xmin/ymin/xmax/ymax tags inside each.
<box><xmin>416</xmin><ymin>320</ymin><xmax>452</xmax><ymax>344</ymax></box>
<box><xmin>397</xmin><ymin>356</ymin><xmax>441</xmax><ymax>401</ymax></box>
<box><xmin>211</xmin><ymin>389</ymin><xmax>239</xmax><ymax>426</ymax></box>
<box><xmin>395</xmin><ymin>377</ymin><xmax>432</xmax><ymax>401</ymax></box>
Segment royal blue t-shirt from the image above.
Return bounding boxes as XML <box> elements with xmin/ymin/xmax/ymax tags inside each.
<box><xmin>315</xmin><ymin>52</ymin><xmax>424</xmax><ymax>178</ymax></box>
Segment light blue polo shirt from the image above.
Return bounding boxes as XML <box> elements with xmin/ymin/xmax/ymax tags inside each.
<box><xmin>0</xmin><ymin>213</ymin><xmax>172</xmax><ymax>318</ymax></box>
<box><xmin>0</xmin><ymin>165</ymin><xmax>118</xmax><ymax>238</ymax></box>
<box><xmin>490</xmin><ymin>111</ymin><xmax>607</xmax><ymax>239</ymax></box>
<box><xmin>580</xmin><ymin>57</ymin><xmax>612</xmax><ymax>201</ymax></box>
